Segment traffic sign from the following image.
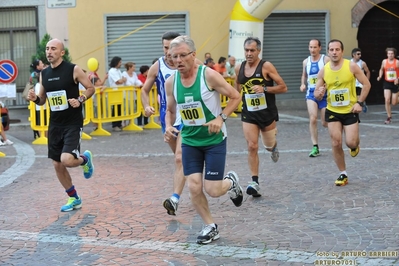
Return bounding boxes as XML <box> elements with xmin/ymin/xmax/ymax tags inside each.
<box><xmin>0</xmin><ymin>59</ymin><xmax>18</xmax><ymax>84</ymax></box>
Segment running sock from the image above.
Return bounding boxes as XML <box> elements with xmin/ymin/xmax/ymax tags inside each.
<box><xmin>171</xmin><ymin>193</ymin><xmax>180</xmax><ymax>203</ymax></box>
<box><xmin>340</xmin><ymin>171</ymin><xmax>348</xmax><ymax>176</ymax></box>
<box><xmin>208</xmin><ymin>223</ymin><xmax>216</xmax><ymax>229</ymax></box>
<box><xmin>66</xmin><ymin>185</ymin><xmax>79</xmax><ymax>199</ymax></box>
<box><xmin>314</xmin><ymin>144</ymin><xmax>319</xmax><ymax>149</ymax></box>
<box><xmin>252</xmin><ymin>176</ymin><xmax>259</xmax><ymax>184</ymax></box>
<box><xmin>80</xmin><ymin>154</ymin><xmax>88</xmax><ymax>165</ymax></box>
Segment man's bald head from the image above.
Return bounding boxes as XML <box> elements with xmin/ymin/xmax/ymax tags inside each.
<box><xmin>47</xmin><ymin>38</ymin><xmax>65</xmax><ymax>50</ymax></box>
<box><xmin>46</xmin><ymin>38</ymin><xmax>65</xmax><ymax>67</ymax></box>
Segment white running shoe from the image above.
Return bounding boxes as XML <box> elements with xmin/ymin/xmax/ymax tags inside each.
<box><xmin>3</xmin><ymin>139</ymin><xmax>13</xmax><ymax>145</ymax></box>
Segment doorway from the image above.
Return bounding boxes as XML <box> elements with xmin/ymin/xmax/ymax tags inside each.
<box><xmin>358</xmin><ymin>1</ymin><xmax>399</xmax><ymax>104</ymax></box>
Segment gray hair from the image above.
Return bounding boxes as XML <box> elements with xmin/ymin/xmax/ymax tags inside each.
<box><xmin>244</xmin><ymin>37</ymin><xmax>262</xmax><ymax>50</ymax></box>
<box><xmin>170</xmin><ymin>35</ymin><xmax>196</xmax><ymax>52</ymax></box>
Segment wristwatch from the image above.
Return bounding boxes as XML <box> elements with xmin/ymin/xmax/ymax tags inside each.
<box><xmin>263</xmin><ymin>86</ymin><xmax>268</xmax><ymax>92</ymax></box>
<box><xmin>357</xmin><ymin>101</ymin><xmax>364</xmax><ymax>107</ymax></box>
<box><xmin>78</xmin><ymin>95</ymin><xmax>86</xmax><ymax>103</ymax></box>
<box><xmin>219</xmin><ymin>113</ymin><xmax>228</xmax><ymax>122</ymax></box>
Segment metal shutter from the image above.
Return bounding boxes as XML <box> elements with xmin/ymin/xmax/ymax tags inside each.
<box><xmin>263</xmin><ymin>12</ymin><xmax>328</xmax><ymax>99</ymax></box>
<box><xmin>106</xmin><ymin>14</ymin><xmax>187</xmax><ymax>70</ymax></box>
<box><xmin>0</xmin><ymin>6</ymin><xmax>38</xmax><ymax>106</ymax></box>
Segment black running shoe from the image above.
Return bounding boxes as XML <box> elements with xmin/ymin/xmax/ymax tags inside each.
<box><xmin>224</xmin><ymin>171</ymin><xmax>243</xmax><ymax>207</ymax></box>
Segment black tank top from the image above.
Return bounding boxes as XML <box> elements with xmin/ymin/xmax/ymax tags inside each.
<box><xmin>41</xmin><ymin>61</ymin><xmax>83</xmax><ymax>126</ymax></box>
<box><xmin>238</xmin><ymin>60</ymin><xmax>278</xmax><ymax>121</ymax></box>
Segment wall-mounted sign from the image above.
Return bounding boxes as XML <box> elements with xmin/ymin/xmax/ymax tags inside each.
<box><xmin>0</xmin><ymin>59</ymin><xmax>18</xmax><ymax>84</ymax></box>
<box><xmin>47</xmin><ymin>0</ymin><xmax>76</xmax><ymax>8</ymax></box>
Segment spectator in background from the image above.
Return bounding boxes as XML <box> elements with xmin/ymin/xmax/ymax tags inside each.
<box><xmin>88</xmin><ymin>63</ymin><xmax>108</xmax><ymax>130</ymax></box>
<box><xmin>122</xmin><ymin>62</ymin><xmax>142</xmax><ymax>127</ymax></box>
<box><xmin>214</xmin><ymin>56</ymin><xmax>228</xmax><ymax>77</ymax></box>
<box><xmin>122</xmin><ymin>62</ymin><xmax>143</xmax><ymax>87</ymax></box>
<box><xmin>138</xmin><ymin>65</ymin><xmax>149</xmax><ymax>84</ymax></box>
<box><xmin>137</xmin><ymin>65</ymin><xmax>150</xmax><ymax>126</ymax></box>
<box><xmin>30</xmin><ymin>59</ymin><xmax>45</xmax><ymax>139</ymax></box>
<box><xmin>123</xmin><ymin>62</ymin><xmax>143</xmax><ymax>127</ymax></box>
<box><xmin>0</xmin><ymin>124</ymin><xmax>13</xmax><ymax>146</ymax></box>
<box><xmin>204</xmin><ymin>57</ymin><xmax>215</xmax><ymax>69</ymax></box>
<box><xmin>0</xmin><ymin>101</ymin><xmax>13</xmax><ymax>146</ymax></box>
<box><xmin>88</xmin><ymin>62</ymin><xmax>108</xmax><ymax>86</ymax></box>
<box><xmin>30</xmin><ymin>59</ymin><xmax>45</xmax><ymax>85</ymax></box>
<box><xmin>108</xmin><ymin>56</ymin><xmax>126</xmax><ymax>131</ymax></box>
<box><xmin>226</xmin><ymin>56</ymin><xmax>236</xmax><ymax>78</ymax></box>
<box><xmin>90</xmin><ymin>77</ymin><xmax>106</xmax><ymax>131</ymax></box>
<box><xmin>204</xmin><ymin>52</ymin><xmax>211</xmax><ymax>64</ymax></box>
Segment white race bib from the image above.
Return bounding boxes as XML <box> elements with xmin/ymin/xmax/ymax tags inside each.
<box><xmin>386</xmin><ymin>70</ymin><xmax>397</xmax><ymax>81</ymax></box>
<box><xmin>46</xmin><ymin>90</ymin><xmax>69</xmax><ymax>111</ymax></box>
<box><xmin>245</xmin><ymin>93</ymin><xmax>267</xmax><ymax>111</ymax></box>
<box><xmin>308</xmin><ymin>73</ymin><xmax>317</xmax><ymax>89</ymax></box>
<box><xmin>330</xmin><ymin>88</ymin><xmax>350</xmax><ymax>107</ymax></box>
<box><xmin>178</xmin><ymin>101</ymin><xmax>206</xmax><ymax>126</ymax></box>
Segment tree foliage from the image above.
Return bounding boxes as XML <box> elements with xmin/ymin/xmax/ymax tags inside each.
<box><xmin>31</xmin><ymin>33</ymin><xmax>72</xmax><ymax>65</ymax></box>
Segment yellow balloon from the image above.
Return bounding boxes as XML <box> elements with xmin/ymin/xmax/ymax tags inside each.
<box><xmin>87</xmin><ymin>58</ymin><xmax>99</xmax><ymax>72</ymax></box>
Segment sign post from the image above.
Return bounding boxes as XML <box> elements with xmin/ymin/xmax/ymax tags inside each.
<box><xmin>0</xmin><ymin>59</ymin><xmax>18</xmax><ymax>99</ymax></box>
<box><xmin>0</xmin><ymin>59</ymin><xmax>18</xmax><ymax>157</ymax></box>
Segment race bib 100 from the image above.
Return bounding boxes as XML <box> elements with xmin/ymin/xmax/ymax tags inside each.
<box><xmin>178</xmin><ymin>101</ymin><xmax>206</xmax><ymax>126</ymax></box>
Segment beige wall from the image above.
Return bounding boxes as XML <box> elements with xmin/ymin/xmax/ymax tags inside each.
<box><xmin>45</xmin><ymin>7</ymin><xmax>69</xmax><ymax>47</ymax></box>
<box><xmin>66</xmin><ymin>0</ymin><xmax>360</xmax><ymax>77</ymax></box>
<box><xmin>67</xmin><ymin>0</ymin><xmax>236</xmax><ymax>77</ymax></box>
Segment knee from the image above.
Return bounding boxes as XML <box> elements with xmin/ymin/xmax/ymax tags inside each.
<box><xmin>247</xmin><ymin>142</ymin><xmax>259</xmax><ymax>153</ymax></box>
<box><xmin>60</xmin><ymin>158</ymin><xmax>74</xmax><ymax>168</ymax></box>
<box><xmin>331</xmin><ymin>139</ymin><xmax>342</xmax><ymax>148</ymax></box>
<box><xmin>262</xmin><ymin>129</ymin><xmax>277</xmax><ymax>151</ymax></box>
<box><xmin>204</xmin><ymin>182</ymin><xmax>222</xmax><ymax>198</ymax></box>
<box><xmin>309</xmin><ymin>115</ymin><xmax>317</xmax><ymax>124</ymax></box>
<box><xmin>205</xmin><ymin>187</ymin><xmax>219</xmax><ymax>198</ymax></box>
<box><xmin>52</xmin><ymin>160</ymin><xmax>63</xmax><ymax>170</ymax></box>
<box><xmin>346</xmin><ymin>140</ymin><xmax>359</xmax><ymax>149</ymax></box>
<box><xmin>187</xmin><ymin>179</ymin><xmax>202</xmax><ymax>197</ymax></box>
<box><xmin>60</xmin><ymin>153</ymin><xmax>76</xmax><ymax>168</ymax></box>
<box><xmin>174</xmin><ymin>152</ymin><xmax>182</xmax><ymax>166</ymax></box>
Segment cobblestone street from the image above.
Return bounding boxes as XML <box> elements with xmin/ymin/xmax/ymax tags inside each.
<box><xmin>0</xmin><ymin>105</ymin><xmax>398</xmax><ymax>265</ymax></box>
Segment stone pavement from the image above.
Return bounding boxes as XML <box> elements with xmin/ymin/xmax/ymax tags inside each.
<box><xmin>0</xmin><ymin>105</ymin><xmax>399</xmax><ymax>266</ymax></box>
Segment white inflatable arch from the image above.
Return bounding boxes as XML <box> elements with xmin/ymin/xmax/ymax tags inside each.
<box><xmin>228</xmin><ymin>0</ymin><xmax>283</xmax><ymax>62</ymax></box>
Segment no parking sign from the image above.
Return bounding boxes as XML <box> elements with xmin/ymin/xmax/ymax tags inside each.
<box><xmin>0</xmin><ymin>59</ymin><xmax>18</xmax><ymax>98</ymax></box>
<box><xmin>0</xmin><ymin>59</ymin><xmax>18</xmax><ymax>84</ymax></box>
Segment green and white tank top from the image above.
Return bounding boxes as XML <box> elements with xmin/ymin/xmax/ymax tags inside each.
<box><xmin>173</xmin><ymin>65</ymin><xmax>226</xmax><ymax>147</ymax></box>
